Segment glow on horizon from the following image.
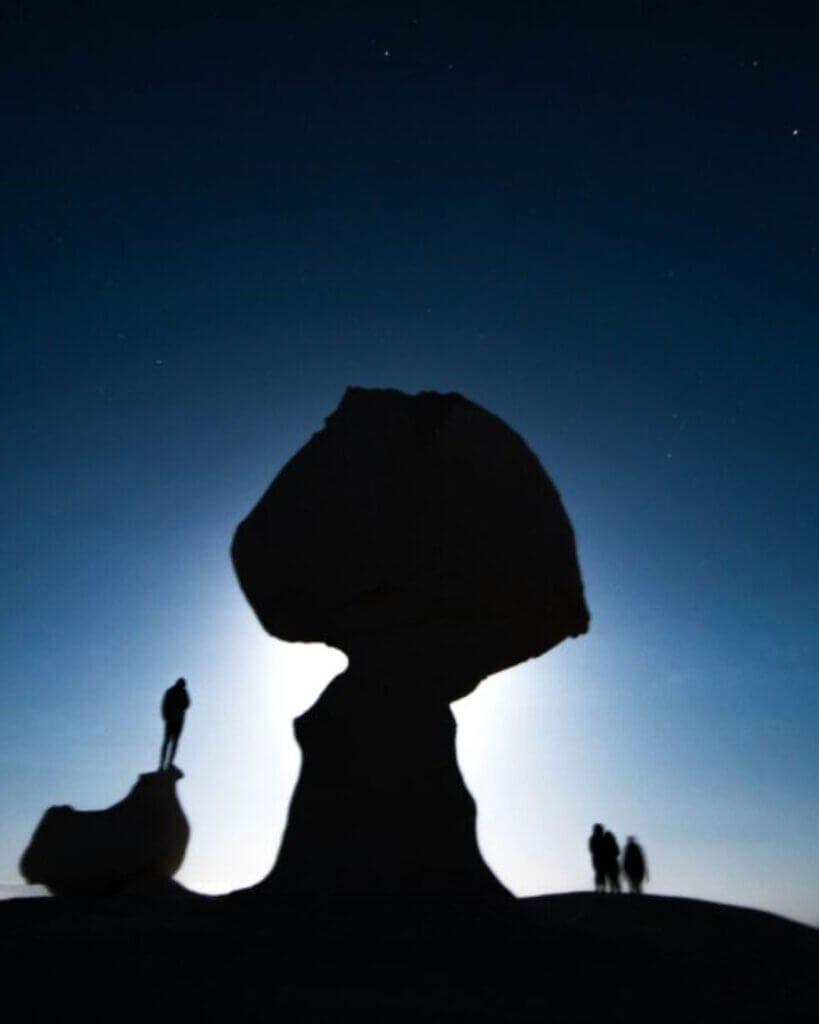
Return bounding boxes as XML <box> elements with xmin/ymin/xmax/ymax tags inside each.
<box><xmin>175</xmin><ymin>581</ymin><xmax>592</xmax><ymax>901</ymax></box>
<box><xmin>173</xmin><ymin>614</ymin><xmax>347</xmax><ymax>896</ymax></box>
<box><xmin>5</xmin><ymin>569</ymin><xmax>817</xmax><ymax>927</ymax></box>
<box><xmin>170</xmin><ymin>565</ymin><xmax>582</xmax><ymax>899</ymax></box>
<box><xmin>454</xmin><ymin>648</ymin><xmax>599</xmax><ymax>898</ymax></box>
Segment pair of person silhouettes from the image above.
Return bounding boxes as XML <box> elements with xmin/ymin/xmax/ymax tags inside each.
<box><xmin>159</xmin><ymin>677</ymin><xmax>190</xmax><ymax>772</ymax></box>
<box><xmin>589</xmin><ymin>824</ymin><xmax>647</xmax><ymax>894</ymax></box>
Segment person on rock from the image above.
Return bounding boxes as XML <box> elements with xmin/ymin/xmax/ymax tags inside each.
<box><xmin>602</xmin><ymin>829</ymin><xmax>621</xmax><ymax>892</ymax></box>
<box><xmin>159</xmin><ymin>677</ymin><xmax>190</xmax><ymax>771</ymax></box>
<box><xmin>622</xmin><ymin>835</ymin><xmax>648</xmax><ymax>894</ymax></box>
<box><xmin>589</xmin><ymin>823</ymin><xmax>607</xmax><ymax>892</ymax></box>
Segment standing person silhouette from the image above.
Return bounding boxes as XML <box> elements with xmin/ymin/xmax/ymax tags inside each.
<box><xmin>602</xmin><ymin>829</ymin><xmax>621</xmax><ymax>892</ymax></box>
<box><xmin>159</xmin><ymin>677</ymin><xmax>190</xmax><ymax>771</ymax></box>
<box><xmin>588</xmin><ymin>823</ymin><xmax>607</xmax><ymax>892</ymax></box>
<box><xmin>623</xmin><ymin>836</ymin><xmax>648</xmax><ymax>894</ymax></box>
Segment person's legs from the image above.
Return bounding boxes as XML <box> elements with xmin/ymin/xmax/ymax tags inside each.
<box><xmin>167</xmin><ymin>719</ymin><xmax>184</xmax><ymax>767</ymax></box>
<box><xmin>160</xmin><ymin>729</ymin><xmax>171</xmax><ymax>771</ymax></box>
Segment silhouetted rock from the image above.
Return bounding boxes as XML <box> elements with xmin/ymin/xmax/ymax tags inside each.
<box><xmin>232</xmin><ymin>388</ymin><xmax>589</xmax><ymax>899</ymax></box>
<box><xmin>267</xmin><ymin>674</ymin><xmax>506</xmax><ymax>898</ymax></box>
<box><xmin>19</xmin><ymin>769</ymin><xmax>189</xmax><ymax>897</ymax></box>
<box><xmin>233</xmin><ymin>388</ymin><xmax>589</xmax><ymax>695</ymax></box>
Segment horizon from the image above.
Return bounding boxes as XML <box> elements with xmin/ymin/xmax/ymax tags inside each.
<box><xmin>2</xmin><ymin>4</ymin><xmax>818</xmax><ymax>926</ymax></box>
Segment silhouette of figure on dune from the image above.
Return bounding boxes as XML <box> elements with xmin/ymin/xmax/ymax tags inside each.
<box><xmin>623</xmin><ymin>835</ymin><xmax>648</xmax><ymax>894</ymax></box>
<box><xmin>590</xmin><ymin>824</ymin><xmax>622</xmax><ymax>893</ymax></box>
<box><xmin>589</xmin><ymin>823</ymin><xmax>607</xmax><ymax>892</ymax></box>
<box><xmin>603</xmin><ymin>830</ymin><xmax>621</xmax><ymax>892</ymax></box>
<box><xmin>159</xmin><ymin>678</ymin><xmax>190</xmax><ymax>772</ymax></box>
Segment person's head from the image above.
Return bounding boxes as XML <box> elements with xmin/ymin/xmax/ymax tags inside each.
<box><xmin>175</xmin><ymin>677</ymin><xmax>186</xmax><ymax>689</ymax></box>
<box><xmin>592</xmin><ymin>823</ymin><xmax>603</xmax><ymax>835</ymax></box>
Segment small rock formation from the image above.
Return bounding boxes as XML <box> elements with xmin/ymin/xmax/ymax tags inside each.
<box><xmin>232</xmin><ymin>388</ymin><xmax>589</xmax><ymax>899</ymax></box>
<box><xmin>20</xmin><ymin>769</ymin><xmax>189</xmax><ymax>897</ymax></box>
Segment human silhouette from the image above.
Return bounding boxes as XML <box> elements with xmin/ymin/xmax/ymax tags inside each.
<box><xmin>622</xmin><ymin>835</ymin><xmax>648</xmax><ymax>894</ymax></box>
<box><xmin>159</xmin><ymin>678</ymin><xmax>190</xmax><ymax>771</ymax></box>
<box><xmin>602</xmin><ymin>829</ymin><xmax>621</xmax><ymax>892</ymax></box>
<box><xmin>588</xmin><ymin>823</ymin><xmax>607</xmax><ymax>892</ymax></box>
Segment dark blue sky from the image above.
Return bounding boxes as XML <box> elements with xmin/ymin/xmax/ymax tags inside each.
<box><xmin>2</xmin><ymin>3</ymin><xmax>818</xmax><ymax>920</ymax></box>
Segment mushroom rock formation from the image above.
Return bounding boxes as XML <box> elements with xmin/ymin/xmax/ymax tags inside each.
<box><xmin>20</xmin><ymin>769</ymin><xmax>189</xmax><ymax>897</ymax></box>
<box><xmin>232</xmin><ymin>388</ymin><xmax>589</xmax><ymax>899</ymax></box>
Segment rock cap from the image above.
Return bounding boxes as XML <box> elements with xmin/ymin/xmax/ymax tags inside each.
<box><xmin>232</xmin><ymin>388</ymin><xmax>589</xmax><ymax>697</ymax></box>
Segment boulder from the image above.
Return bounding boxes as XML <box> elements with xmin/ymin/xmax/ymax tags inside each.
<box><xmin>233</xmin><ymin>388</ymin><xmax>588</xmax><ymax>700</ymax></box>
<box><xmin>231</xmin><ymin>388</ymin><xmax>589</xmax><ymax>898</ymax></box>
<box><xmin>20</xmin><ymin>769</ymin><xmax>189</xmax><ymax>897</ymax></box>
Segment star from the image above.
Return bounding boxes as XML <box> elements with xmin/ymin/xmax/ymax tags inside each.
<box><xmin>383</xmin><ymin>49</ymin><xmax>390</xmax><ymax>58</ymax></box>
<box><xmin>792</xmin><ymin>128</ymin><xmax>800</xmax><ymax>136</ymax></box>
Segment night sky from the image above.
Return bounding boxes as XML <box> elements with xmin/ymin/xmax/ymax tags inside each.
<box><xmin>2</xmin><ymin>4</ymin><xmax>818</xmax><ymax>923</ymax></box>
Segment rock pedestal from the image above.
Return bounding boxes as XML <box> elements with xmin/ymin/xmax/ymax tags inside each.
<box><xmin>263</xmin><ymin>670</ymin><xmax>509</xmax><ymax>899</ymax></box>
<box><xmin>20</xmin><ymin>769</ymin><xmax>189</xmax><ymax>897</ymax></box>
